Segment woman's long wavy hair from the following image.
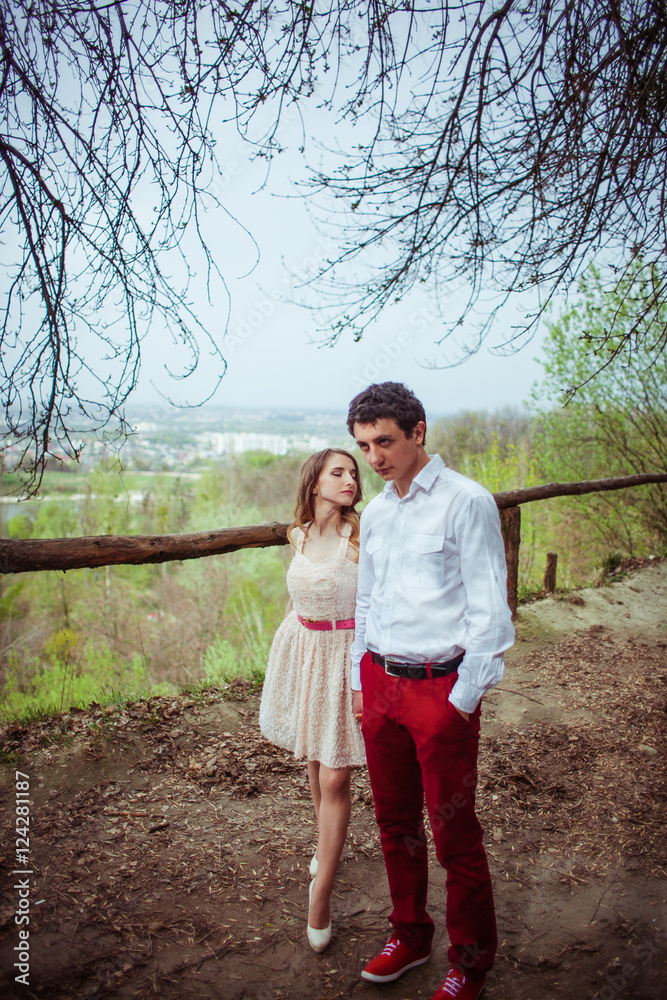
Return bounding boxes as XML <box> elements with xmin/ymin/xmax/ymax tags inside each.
<box><xmin>289</xmin><ymin>448</ymin><xmax>363</xmax><ymax>554</ymax></box>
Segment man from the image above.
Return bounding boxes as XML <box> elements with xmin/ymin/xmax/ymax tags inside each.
<box><xmin>348</xmin><ymin>382</ymin><xmax>514</xmax><ymax>1000</ymax></box>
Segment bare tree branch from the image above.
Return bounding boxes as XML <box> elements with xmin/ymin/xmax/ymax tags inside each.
<box><xmin>303</xmin><ymin>1</ymin><xmax>667</xmax><ymax>369</ymax></box>
<box><xmin>1</xmin><ymin>2</ymin><xmax>666</xmax><ymax>495</ymax></box>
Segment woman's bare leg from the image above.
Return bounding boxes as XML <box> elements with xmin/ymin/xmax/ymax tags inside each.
<box><xmin>307</xmin><ymin>760</ymin><xmax>322</xmax><ymax>862</ymax></box>
<box><xmin>308</xmin><ymin>760</ymin><xmax>322</xmax><ymax>824</ymax></box>
<box><xmin>308</xmin><ymin>763</ymin><xmax>352</xmax><ymax>929</ymax></box>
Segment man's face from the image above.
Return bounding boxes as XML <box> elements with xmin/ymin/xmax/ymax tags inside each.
<box><xmin>353</xmin><ymin>417</ymin><xmax>425</xmax><ymax>484</ymax></box>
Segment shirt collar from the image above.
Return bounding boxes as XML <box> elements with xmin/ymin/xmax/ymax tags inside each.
<box><xmin>382</xmin><ymin>453</ymin><xmax>445</xmax><ymax>500</ymax></box>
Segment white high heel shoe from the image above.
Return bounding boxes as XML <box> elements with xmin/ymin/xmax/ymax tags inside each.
<box><xmin>307</xmin><ymin>878</ymin><xmax>332</xmax><ymax>953</ymax></box>
<box><xmin>309</xmin><ymin>854</ymin><xmax>318</xmax><ymax>877</ymax></box>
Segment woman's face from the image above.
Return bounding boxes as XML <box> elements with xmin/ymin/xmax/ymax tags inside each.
<box><xmin>315</xmin><ymin>453</ymin><xmax>358</xmax><ymax>508</ymax></box>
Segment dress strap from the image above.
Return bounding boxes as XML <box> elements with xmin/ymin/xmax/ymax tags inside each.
<box><xmin>337</xmin><ymin>520</ymin><xmax>353</xmax><ymax>557</ymax></box>
<box><xmin>289</xmin><ymin>524</ymin><xmax>307</xmax><ymax>552</ymax></box>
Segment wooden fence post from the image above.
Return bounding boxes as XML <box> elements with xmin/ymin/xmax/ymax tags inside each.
<box><xmin>544</xmin><ymin>552</ymin><xmax>558</xmax><ymax>593</ymax></box>
<box><xmin>499</xmin><ymin>505</ymin><xmax>521</xmax><ymax>617</ymax></box>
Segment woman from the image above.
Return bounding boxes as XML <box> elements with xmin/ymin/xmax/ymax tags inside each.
<box><xmin>259</xmin><ymin>448</ymin><xmax>365</xmax><ymax>953</ymax></box>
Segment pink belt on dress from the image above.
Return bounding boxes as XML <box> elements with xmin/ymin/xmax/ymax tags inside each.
<box><xmin>298</xmin><ymin>615</ymin><xmax>355</xmax><ymax>631</ymax></box>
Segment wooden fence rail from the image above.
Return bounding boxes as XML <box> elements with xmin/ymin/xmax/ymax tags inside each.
<box><xmin>495</xmin><ymin>472</ymin><xmax>667</xmax><ymax>613</ymax></box>
<box><xmin>1</xmin><ymin>472</ymin><xmax>666</xmax><ymax>614</ymax></box>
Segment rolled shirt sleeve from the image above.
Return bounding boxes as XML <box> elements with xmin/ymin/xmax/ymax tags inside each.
<box><xmin>448</xmin><ymin>494</ymin><xmax>515</xmax><ymax>714</ymax></box>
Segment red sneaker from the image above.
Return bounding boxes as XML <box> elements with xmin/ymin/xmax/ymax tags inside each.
<box><xmin>431</xmin><ymin>968</ymin><xmax>486</xmax><ymax>999</ymax></box>
<box><xmin>361</xmin><ymin>936</ymin><xmax>431</xmax><ymax>983</ymax></box>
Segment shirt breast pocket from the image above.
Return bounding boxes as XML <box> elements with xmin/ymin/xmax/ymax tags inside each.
<box><xmin>401</xmin><ymin>533</ymin><xmax>446</xmax><ymax>589</ymax></box>
<box><xmin>365</xmin><ymin>534</ymin><xmax>385</xmax><ymax>573</ymax></box>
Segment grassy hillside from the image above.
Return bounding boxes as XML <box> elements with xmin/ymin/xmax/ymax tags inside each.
<box><xmin>2</xmin><ymin>414</ymin><xmax>665</xmax><ymax>722</ymax></box>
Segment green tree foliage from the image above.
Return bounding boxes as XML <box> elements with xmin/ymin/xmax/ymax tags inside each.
<box><xmin>533</xmin><ymin>265</ymin><xmax>667</xmax><ymax>556</ymax></box>
<box><xmin>430</xmin><ymin>411</ymin><xmax>558</xmax><ymax>593</ymax></box>
<box><xmin>0</xmin><ymin>453</ymin><xmax>295</xmax><ymax>718</ymax></box>
<box><xmin>429</xmin><ymin>409</ymin><xmax>533</xmax><ymax>473</ymax></box>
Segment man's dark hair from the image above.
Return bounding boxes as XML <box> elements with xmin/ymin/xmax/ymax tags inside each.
<box><xmin>347</xmin><ymin>382</ymin><xmax>427</xmax><ymax>443</ymax></box>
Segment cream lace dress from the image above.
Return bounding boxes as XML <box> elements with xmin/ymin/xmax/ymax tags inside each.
<box><xmin>259</xmin><ymin>522</ymin><xmax>365</xmax><ymax>769</ymax></box>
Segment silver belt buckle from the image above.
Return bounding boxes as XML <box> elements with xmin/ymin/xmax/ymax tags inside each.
<box><xmin>384</xmin><ymin>656</ymin><xmax>403</xmax><ymax>675</ymax></box>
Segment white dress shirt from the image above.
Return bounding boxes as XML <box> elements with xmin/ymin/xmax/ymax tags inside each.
<box><xmin>351</xmin><ymin>454</ymin><xmax>515</xmax><ymax>714</ymax></box>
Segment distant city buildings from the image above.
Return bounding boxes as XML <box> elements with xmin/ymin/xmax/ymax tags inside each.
<box><xmin>209</xmin><ymin>431</ymin><xmax>331</xmax><ymax>457</ymax></box>
<box><xmin>1</xmin><ymin>407</ymin><xmax>348</xmax><ymax>480</ymax></box>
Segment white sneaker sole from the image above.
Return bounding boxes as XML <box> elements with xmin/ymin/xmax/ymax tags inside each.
<box><xmin>361</xmin><ymin>952</ymin><xmax>430</xmax><ymax>983</ymax></box>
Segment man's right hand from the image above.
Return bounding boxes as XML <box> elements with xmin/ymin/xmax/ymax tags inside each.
<box><xmin>353</xmin><ymin>690</ymin><xmax>363</xmax><ymax>722</ymax></box>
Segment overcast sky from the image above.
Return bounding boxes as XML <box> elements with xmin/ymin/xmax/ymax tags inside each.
<box><xmin>136</xmin><ymin>109</ymin><xmax>556</xmax><ymax>420</ymax></box>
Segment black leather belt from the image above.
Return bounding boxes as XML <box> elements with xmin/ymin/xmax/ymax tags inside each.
<box><xmin>371</xmin><ymin>651</ymin><xmax>464</xmax><ymax>679</ymax></box>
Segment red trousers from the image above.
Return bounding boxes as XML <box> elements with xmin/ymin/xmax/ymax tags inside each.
<box><xmin>360</xmin><ymin>652</ymin><xmax>497</xmax><ymax>980</ymax></box>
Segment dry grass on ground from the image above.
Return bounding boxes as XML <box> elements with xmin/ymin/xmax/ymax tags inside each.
<box><xmin>1</xmin><ymin>564</ymin><xmax>666</xmax><ymax>1000</ymax></box>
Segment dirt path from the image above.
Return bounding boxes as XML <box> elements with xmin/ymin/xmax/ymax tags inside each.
<box><xmin>1</xmin><ymin>561</ymin><xmax>666</xmax><ymax>1000</ymax></box>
